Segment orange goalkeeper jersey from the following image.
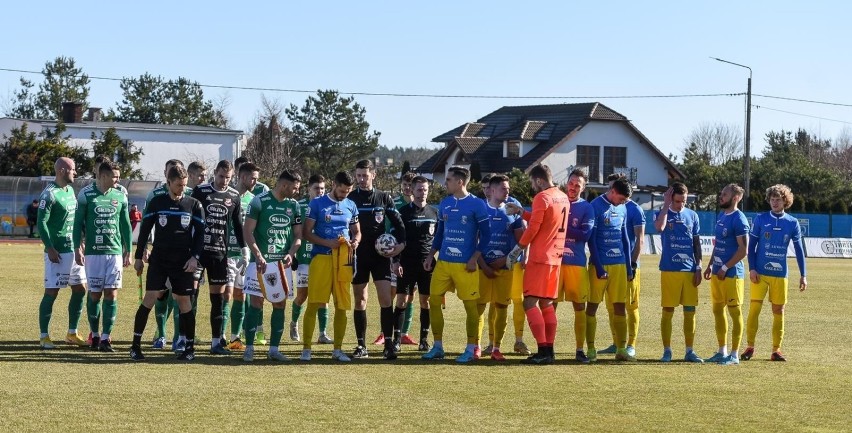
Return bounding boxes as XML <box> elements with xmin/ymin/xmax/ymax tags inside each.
<box><xmin>519</xmin><ymin>186</ymin><xmax>570</xmax><ymax>266</ymax></box>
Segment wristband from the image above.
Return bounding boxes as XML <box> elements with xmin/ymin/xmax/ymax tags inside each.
<box><xmin>720</xmin><ymin>264</ymin><xmax>729</xmax><ymax>273</ymax></box>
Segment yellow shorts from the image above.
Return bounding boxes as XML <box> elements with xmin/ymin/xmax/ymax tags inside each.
<box><xmin>558</xmin><ymin>264</ymin><xmax>589</xmax><ymax>304</ymax></box>
<box><xmin>628</xmin><ymin>268</ymin><xmax>641</xmax><ymax>309</ymax></box>
<box><xmin>589</xmin><ymin>264</ymin><xmax>628</xmax><ymax>304</ymax></box>
<box><xmin>431</xmin><ymin>260</ymin><xmax>480</xmax><ymax>301</ymax></box>
<box><xmin>750</xmin><ymin>274</ymin><xmax>788</xmax><ymax>305</ymax></box>
<box><xmin>710</xmin><ymin>275</ymin><xmax>744</xmax><ymax>306</ymax></box>
<box><xmin>308</xmin><ymin>255</ymin><xmax>352</xmax><ymax>310</ymax></box>
<box><xmin>479</xmin><ymin>268</ymin><xmax>513</xmax><ymax>306</ymax></box>
<box><xmin>510</xmin><ymin>263</ymin><xmax>523</xmax><ymax>303</ymax></box>
<box><xmin>660</xmin><ymin>271</ymin><xmax>699</xmax><ymax>308</ymax></box>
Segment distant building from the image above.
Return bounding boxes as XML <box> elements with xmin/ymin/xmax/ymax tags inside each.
<box><xmin>0</xmin><ymin>102</ymin><xmax>244</xmax><ymax>180</ymax></box>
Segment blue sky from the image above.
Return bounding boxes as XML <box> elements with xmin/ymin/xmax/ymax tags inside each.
<box><xmin>2</xmin><ymin>1</ymin><xmax>850</xmax><ymax>161</ymax></box>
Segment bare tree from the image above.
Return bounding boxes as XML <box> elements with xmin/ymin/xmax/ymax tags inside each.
<box><xmin>242</xmin><ymin>95</ymin><xmax>304</xmax><ymax>179</ymax></box>
<box><xmin>211</xmin><ymin>92</ymin><xmax>235</xmax><ymax>129</ymax></box>
<box><xmin>682</xmin><ymin>122</ymin><xmax>744</xmax><ymax>166</ymax></box>
<box><xmin>829</xmin><ymin>127</ymin><xmax>852</xmax><ymax>181</ymax></box>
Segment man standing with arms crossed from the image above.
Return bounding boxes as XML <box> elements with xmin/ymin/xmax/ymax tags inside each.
<box><xmin>654</xmin><ymin>183</ymin><xmax>705</xmax><ymax>363</ymax></box>
<box><xmin>422</xmin><ymin>166</ymin><xmax>491</xmax><ymax>363</ymax></box>
<box><xmin>556</xmin><ymin>168</ymin><xmax>595</xmax><ymax>363</ymax></box>
<box><xmin>36</xmin><ymin>157</ymin><xmax>88</xmax><ymax>349</ymax></box>
<box><xmin>241</xmin><ymin>170</ymin><xmax>303</xmax><ymax>362</ymax></box>
<box><xmin>348</xmin><ymin>159</ymin><xmax>406</xmax><ymax>359</ymax></box>
<box><xmin>703</xmin><ymin>183</ymin><xmax>749</xmax><ymax>365</ymax></box>
<box><xmin>743</xmin><ymin>184</ymin><xmax>807</xmax><ymax>362</ymax></box>
<box><xmin>506</xmin><ymin>164</ymin><xmax>569</xmax><ymax>365</ymax></box>
<box><xmin>585</xmin><ymin>177</ymin><xmax>635</xmax><ymax>362</ymax></box>
<box><xmin>73</xmin><ymin>161</ymin><xmax>133</xmax><ymax>352</ymax></box>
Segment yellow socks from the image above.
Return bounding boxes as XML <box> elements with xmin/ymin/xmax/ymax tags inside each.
<box><xmin>661</xmin><ymin>310</ymin><xmax>674</xmax><ymax>348</ymax></box>
<box><xmin>729</xmin><ymin>305</ymin><xmax>743</xmax><ymax>352</ymax></box>
<box><xmin>333</xmin><ymin>308</ymin><xmax>347</xmax><ymax>350</ymax></box>
<box><xmin>747</xmin><ymin>301</ymin><xmax>763</xmax><ymax>347</ymax></box>
<box><xmin>683</xmin><ymin>310</ymin><xmax>696</xmax><ymax>348</ymax></box>
<box><xmin>494</xmin><ymin>305</ymin><xmax>508</xmax><ymax>348</ymax></box>
<box><xmin>476</xmin><ymin>303</ymin><xmax>487</xmax><ymax>343</ymax></box>
<box><xmin>627</xmin><ymin>307</ymin><xmax>639</xmax><ymax>347</ymax></box>
<box><xmin>613</xmin><ymin>314</ymin><xmax>627</xmax><ymax>349</ymax></box>
<box><xmin>712</xmin><ymin>302</ymin><xmax>727</xmax><ymax>347</ymax></box>
<box><xmin>513</xmin><ymin>301</ymin><xmax>525</xmax><ymax>338</ymax></box>
<box><xmin>574</xmin><ymin>309</ymin><xmax>586</xmax><ymax>350</ymax></box>
<box><xmin>586</xmin><ymin>314</ymin><xmax>597</xmax><ymax>349</ymax></box>
<box><xmin>302</xmin><ymin>303</ymin><xmax>319</xmax><ymax>350</ymax></box>
<box><xmin>463</xmin><ymin>300</ymin><xmax>480</xmax><ymax>344</ymax></box>
<box><xmin>772</xmin><ymin>312</ymin><xmax>784</xmax><ymax>352</ymax></box>
<box><xmin>429</xmin><ymin>295</ymin><xmax>444</xmax><ymax>341</ymax></box>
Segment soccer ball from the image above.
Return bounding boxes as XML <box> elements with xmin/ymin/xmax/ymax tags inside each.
<box><xmin>375</xmin><ymin>233</ymin><xmax>397</xmax><ymax>255</ymax></box>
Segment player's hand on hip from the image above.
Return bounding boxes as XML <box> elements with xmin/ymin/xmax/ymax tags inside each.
<box><xmin>749</xmin><ymin>270</ymin><xmax>759</xmax><ymax>284</ymax></box>
<box><xmin>134</xmin><ymin>259</ymin><xmax>144</xmax><ymax>276</ymax></box>
<box><xmin>47</xmin><ymin>247</ymin><xmax>60</xmax><ymax>264</ymax></box>
<box><xmin>799</xmin><ymin>276</ymin><xmax>807</xmax><ymax>292</ymax></box>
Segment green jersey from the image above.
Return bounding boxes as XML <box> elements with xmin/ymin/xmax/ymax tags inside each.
<box><xmin>37</xmin><ymin>181</ymin><xmax>77</xmax><ymax>253</ymax></box>
<box><xmin>227</xmin><ymin>190</ymin><xmax>255</xmax><ymax>258</ymax></box>
<box><xmin>394</xmin><ymin>194</ymin><xmax>410</xmax><ymax>210</ymax></box>
<box><xmin>252</xmin><ymin>181</ymin><xmax>270</xmax><ymax>197</ymax></box>
<box><xmin>295</xmin><ymin>197</ymin><xmax>314</xmax><ymax>264</ymax></box>
<box><xmin>73</xmin><ymin>184</ymin><xmax>132</xmax><ymax>256</ymax></box>
<box><xmin>246</xmin><ymin>191</ymin><xmax>301</xmax><ymax>263</ymax></box>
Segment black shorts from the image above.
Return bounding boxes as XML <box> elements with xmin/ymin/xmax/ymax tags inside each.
<box><xmin>198</xmin><ymin>254</ymin><xmax>229</xmax><ymax>285</ymax></box>
<box><xmin>146</xmin><ymin>251</ymin><xmax>196</xmax><ymax>296</ymax></box>
<box><xmin>397</xmin><ymin>260</ymin><xmax>432</xmax><ymax>296</ymax></box>
<box><xmin>352</xmin><ymin>247</ymin><xmax>391</xmax><ymax>285</ymax></box>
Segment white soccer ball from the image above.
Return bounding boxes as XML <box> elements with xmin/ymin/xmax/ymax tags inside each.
<box><xmin>375</xmin><ymin>233</ymin><xmax>397</xmax><ymax>255</ymax></box>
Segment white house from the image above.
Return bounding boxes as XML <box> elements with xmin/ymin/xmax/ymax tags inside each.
<box><xmin>420</xmin><ymin>103</ymin><xmax>684</xmax><ymax>195</ymax></box>
<box><xmin>0</xmin><ymin>103</ymin><xmax>244</xmax><ymax>181</ymax></box>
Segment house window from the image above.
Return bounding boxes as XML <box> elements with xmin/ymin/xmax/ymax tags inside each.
<box><xmin>603</xmin><ymin>146</ymin><xmax>627</xmax><ymax>179</ymax></box>
<box><xmin>576</xmin><ymin>145</ymin><xmax>600</xmax><ymax>183</ymax></box>
<box><xmin>506</xmin><ymin>140</ymin><xmax>520</xmax><ymax>159</ymax></box>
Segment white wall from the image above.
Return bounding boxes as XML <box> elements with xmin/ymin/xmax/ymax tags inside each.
<box><xmin>542</xmin><ymin>120</ymin><xmax>671</xmax><ymax>187</ymax></box>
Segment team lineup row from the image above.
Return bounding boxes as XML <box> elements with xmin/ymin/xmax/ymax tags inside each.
<box><xmin>35</xmin><ymin>155</ymin><xmax>807</xmax><ymax>364</ymax></box>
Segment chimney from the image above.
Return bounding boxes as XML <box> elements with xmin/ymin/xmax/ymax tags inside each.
<box><xmin>87</xmin><ymin>107</ymin><xmax>102</xmax><ymax>122</ymax></box>
<box><xmin>61</xmin><ymin>102</ymin><xmax>84</xmax><ymax>123</ymax></box>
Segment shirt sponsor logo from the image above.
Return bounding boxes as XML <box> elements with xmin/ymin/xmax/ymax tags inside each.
<box><xmin>269</xmin><ymin>214</ymin><xmax>291</xmax><ymax>227</ymax></box>
<box><xmin>672</xmin><ymin>253</ymin><xmax>691</xmax><ymax>263</ymax></box>
<box><xmin>764</xmin><ymin>262</ymin><xmax>783</xmax><ymax>272</ymax></box>
<box><xmin>207</xmin><ymin>203</ymin><xmax>228</xmax><ymax>218</ymax></box>
<box><xmin>606</xmin><ymin>248</ymin><xmax>622</xmax><ymax>258</ymax></box>
<box><xmin>95</xmin><ymin>205</ymin><xmax>117</xmax><ymax>216</ymax></box>
<box><xmin>446</xmin><ymin>247</ymin><xmax>463</xmax><ymax>257</ymax></box>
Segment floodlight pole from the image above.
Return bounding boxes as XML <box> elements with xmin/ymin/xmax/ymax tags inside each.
<box><xmin>712</xmin><ymin>57</ymin><xmax>752</xmax><ymax>211</ymax></box>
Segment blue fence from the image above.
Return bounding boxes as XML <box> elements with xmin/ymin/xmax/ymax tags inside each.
<box><xmin>643</xmin><ymin>210</ymin><xmax>852</xmax><ymax>238</ymax></box>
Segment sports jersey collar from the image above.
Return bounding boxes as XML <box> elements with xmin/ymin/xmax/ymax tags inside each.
<box><xmin>770</xmin><ymin>211</ymin><xmax>785</xmax><ymax>220</ymax></box>
<box><xmin>325</xmin><ymin>193</ymin><xmax>344</xmax><ymax>203</ymax></box>
<box><xmin>601</xmin><ymin>195</ymin><xmax>613</xmax><ymax>206</ymax></box>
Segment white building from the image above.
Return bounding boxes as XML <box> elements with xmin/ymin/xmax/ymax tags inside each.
<box><xmin>0</xmin><ymin>104</ymin><xmax>244</xmax><ymax>181</ymax></box>
<box><xmin>420</xmin><ymin>103</ymin><xmax>684</xmax><ymax>196</ymax></box>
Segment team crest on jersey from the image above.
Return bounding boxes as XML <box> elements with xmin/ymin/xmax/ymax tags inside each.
<box><xmin>374</xmin><ymin>210</ymin><xmax>384</xmax><ymax>224</ymax></box>
<box><xmin>572</xmin><ymin>217</ymin><xmax>579</xmax><ymax>228</ymax></box>
<box><xmin>764</xmin><ymin>231</ymin><xmax>772</xmax><ymax>240</ymax></box>
<box><xmin>722</xmin><ymin>228</ymin><xmax>728</xmax><ymax>237</ymax></box>
<box><xmin>461</xmin><ymin>215</ymin><xmax>467</xmax><ymax>225</ymax></box>
<box><xmin>428</xmin><ymin>223</ymin><xmax>435</xmax><ymax>235</ymax></box>
<box><xmin>224</xmin><ymin>198</ymin><xmax>232</xmax><ymax>207</ymax></box>
<box><xmin>442</xmin><ymin>213</ymin><xmax>448</xmax><ymax>221</ymax></box>
<box><xmin>604</xmin><ymin>217</ymin><xmax>611</xmax><ymax>226</ymax></box>
<box><xmin>286</xmin><ymin>208</ymin><xmax>293</xmax><ymax>216</ymax></box>
<box><xmin>668</xmin><ymin>223</ymin><xmax>673</xmax><ymax>230</ymax></box>
<box><xmin>325</xmin><ymin>213</ymin><xmax>332</xmax><ymax>223</ymax></box>
<box><xmin>159</xmin><ymin>215</ymin><xmax>168</xmax><ymax>227</ymax></box>
<box><xmin>111</xmin><ymin>199</ymin><xmax>118</xmax><ymax>206</ymax></box>
<box><xmin>784</xmin><ymin>235</ymin><xmax>789</xmax><ymax>243</ymax></box>
<box><xmin>180</xmin><ymin>215</ymin><xmax>190</xmax><ymax>229</ymax></box>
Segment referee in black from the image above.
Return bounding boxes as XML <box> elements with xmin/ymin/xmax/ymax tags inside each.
<box><xmin>130</xmin><ymin>165</ymin><xmax>205</xmax><ymax>361</ymax></box>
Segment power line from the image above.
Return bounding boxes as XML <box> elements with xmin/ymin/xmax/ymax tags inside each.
<box><xmin>0</xmin><ymin>67</ymin><xmax>741</xmax><ymax>100</ymax></box>
<box><xmin>754</xmin><ymin>93</ymin><xmax>852</xmax><ymax>108</ymax></box>
<box><xmin>753</xmin><ymin>105</ymin><xmax>852</xmax><ymax>125</ymax></box>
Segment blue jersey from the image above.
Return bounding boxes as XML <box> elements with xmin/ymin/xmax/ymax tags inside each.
<box><xmin>307</xmin><ymin>194</ymin><xmax>359</xmax><ymax>256</ymax></box>
<box><xmin>589</xmin><ymin>195</ymin><xmax>630</xmax><ymax>266</ymax></box>
<box><xmin>748</xmin><ymin>212</ymin><xmax>805</xmax><ymax>277</ymax></box>
<box><xmin>482</xmin><ymin>203</ymin><xmax>523</xmax><ymax>263</ymax></box>
<box><xmin>711</xmin><ymin>210</ymin><xmax>749</xmax><ymax>278</ymax></box>
<box><xmin>433</xmin><ymin>194</ymin><xmax>491</xmax><ymax>263</ymax></box>
<box><xmin>658</xmin><ymin>208</ymin><xmax>700</xmax><ymax>272</ymax></box>
<box><xmin>562</xmin><ymin>198</ymin><xmax>594</xmax><ymax>266</ymax></box>
<box><xmin>625</xmin><ymin>200</ymin><xmax>646</xmax><ymax>266</ymax></box>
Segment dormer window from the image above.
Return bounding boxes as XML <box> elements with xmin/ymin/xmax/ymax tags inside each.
<box><xmin>506</xmin><ymin>140</ymin><xmax>520</xmax><ymax>159</ymax></box>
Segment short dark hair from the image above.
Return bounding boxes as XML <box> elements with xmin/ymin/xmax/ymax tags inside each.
<box><xmin>489</xmin><ymin>174</ymin><xmax>509</xmax><ymax>186</ymax></box>
<box><xmin>355</xmin><ymin>159</ymin><xmax>374</xmax><ymax>171</ymax></box>
<box><xmin>401</xmin><ymin>172</ymin><xmax>416</xmax><ymax>183</ymax></box>
<box><xmin>529</xmin><ymin>164</ymin><xmax>553</xmax><ymax>183</ymax></box>
<box><xmin>611</xmin><ymin>177</ymin><xmax>633</xmax><ymax>197</ymax></box>
<box><xmin>278</xmin><ymin>170</ymin><xmax>301</xmax><ymax>183</ymax></box>
<box><xmin>98</xmin><ymin>160</ymin><xmax>119</xmax><ymax>176</ymax></box>
<box><xmin>215</xmin><ymin>160</ymin><xmax>234</xmax><ymax>173</ymax></box>
<box><xmin>165</xmin><ymin>159</ymin><xmax>184</xmax><ymax>169</ymax></box>
<box><xmin>569</xmin><ymin>168</ymin><xmax>587</xmax><ymax>183</ymax></box>
<box><xmin>308</xmin><ymin>174</ymin><xmax>326</xmax><ymax>186</ymax></box>
<box><xmin>239</xmin><ymin>162</ymin><xmax>260</xmax><ymax>175</ymax></box>
<box><xmin>334</xmin><ymin>171</ymin><xmax>355</xmax><ymax>186</ymax></box>
<box><xmin>234</xmin><ymin>156</ymin><xmax>249</xmax><ymax>167</ymax></box>
<box><xmin>167</xmin><ymin>165</ymin><xmax>188</xmax><ymax>181</ymax></box>
<box><xmin>412</xmin><ymin>175</ymin><xmax>429</xmax><ymax>185</ymax></box>
<box><xmin>481</xmin><ymin>173</ymin><xmax>494</xmax><ymax>185</ymax></box>
<box><xmin>447</xmin><ymin>166</ymin><xmax>470</xmax><ymax>184</ymax></box>
<box><xmin>187</xmin><ymin>161</ymin><xmax>206</xmax><ymax>173</ymax></box>
<box><xmin>671</xmin><ymin>182</ymin><xmax>688</xmax><ymax>196</ymax></box>
<box><xmin>607</xmin><ymin>173</ymin><xmax>626</xmax><ymax>182</ymax></box>
<box><xmin>94</xmin><ymin>155</ymin><xmax>111</xmax><ymax>165</ymax></box>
